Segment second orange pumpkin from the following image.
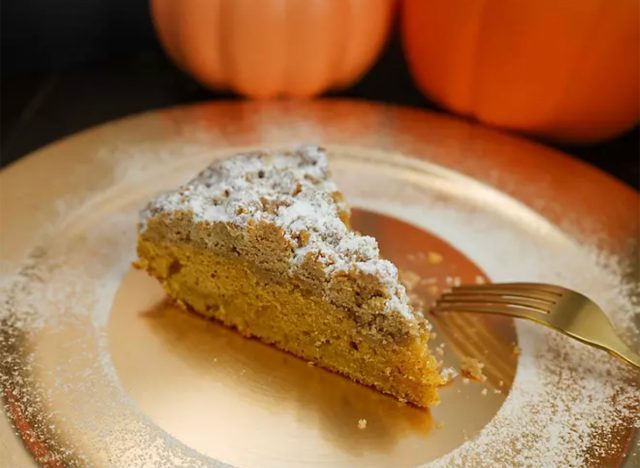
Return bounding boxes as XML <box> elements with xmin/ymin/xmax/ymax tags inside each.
<box><xmin>402</xmin><ymin>0</ymin><xmax>640</xmax><ymax>143</ymax></box>
<box><xmin>151</xmin><ymin>0</ymin><xmax>395</xmax><ymax>99</ymax></box>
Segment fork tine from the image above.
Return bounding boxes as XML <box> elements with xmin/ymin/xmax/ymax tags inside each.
<box><xmin>438</xmin><ymin>293</ymin><xmax>553</xmax><ymax>313</ymax></box>
<box><xmin>453</xmin><ymin>283</ymin><xmax>565</xmax><ymax>303</ymax></box>
<box><xmin>445</xmin><ymin>289</ymin><xmax>558</xmax><ymax>305</ymax></box>
<box><xmin>507</xmin><ymin>283</ymin><xmax>566</xmax><ymax>295</ymax></box>
<box><xmin>433</xmin><ymin>301</ymin><xmax>546</xmax><ymax>321</ymax></box>
<box><xmin>458</xmin><ymin>283</ymin><xmax>566</xmax><ymax>296</ymax></box>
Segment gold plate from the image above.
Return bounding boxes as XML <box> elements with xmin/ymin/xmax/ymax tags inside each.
<box><xmin>1</xmin><ymin>100</ymin><xmax>638</xmax><ymax>467</ymax></box>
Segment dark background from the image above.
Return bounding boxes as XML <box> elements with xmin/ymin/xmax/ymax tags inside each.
<box><xmin>2</xmin><ymin>1</ymin><xmax>639</xmax><ymax>190</ymax></box>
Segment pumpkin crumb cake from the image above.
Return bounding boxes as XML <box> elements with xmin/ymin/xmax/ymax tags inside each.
<box><xmin>135</xmin><ymin>145</ymin><xmax>443</xmax><ymax>407</ymax></box>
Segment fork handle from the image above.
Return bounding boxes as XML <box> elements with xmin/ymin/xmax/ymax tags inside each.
<box><xmin>605</xmin><ymin>338</ymin><xmax>640</xmax><ymax>369</ymax></box>
<box><xmin>569</xmin><ymin>322</ymin><xmax>640</xmax><ymax>369</ymax></box>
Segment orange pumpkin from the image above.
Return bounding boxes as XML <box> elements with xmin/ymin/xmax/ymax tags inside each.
<box><xmin>151</xmin><ymin>0</ymin><xmax>395</xmax><ymax>99</ymax></box>
<box><xmin>401</xmin><ymin>0</ymin><xmax>640</xmax><ymax>143</ymax></box>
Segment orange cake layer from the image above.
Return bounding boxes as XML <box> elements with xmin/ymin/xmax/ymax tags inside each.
<box><xmin>136</xmin><ymin>146</ymin><xmax>443</xmax><ymax>406</ymax></box>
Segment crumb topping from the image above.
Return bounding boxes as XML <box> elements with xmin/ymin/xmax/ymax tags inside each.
<box><xmin>140</xmin><ymin>145</ymin><xmax>414</xmax><ymax>319</ymax></box>
<box><xmin>460</xmin><ymin>356</ymin><xmax>487</xmax><ymax>383</ymax></box>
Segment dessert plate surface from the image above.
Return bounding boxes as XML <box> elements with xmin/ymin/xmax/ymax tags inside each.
<box><xmin>1</xmin><ymin>100</ymin><xmax>637</xmax><ymax>467</ymax></box>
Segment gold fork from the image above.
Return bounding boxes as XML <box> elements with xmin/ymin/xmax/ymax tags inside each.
<box><xmin>433</xmin><ymin>283</ymin><xmax>640</xmax><ymax>369</ymax></box>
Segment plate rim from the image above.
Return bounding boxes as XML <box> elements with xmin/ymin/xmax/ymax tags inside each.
<box><xmin>0</xmin><ymin>99</ymin><xmax>637</xmax><ymax>466</ymax></box>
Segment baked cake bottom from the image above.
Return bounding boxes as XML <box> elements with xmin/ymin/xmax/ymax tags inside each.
<box><xmin>137</xmin><ymin>237</ymin><xmax>441</xmax><ymax>407</ymax></box>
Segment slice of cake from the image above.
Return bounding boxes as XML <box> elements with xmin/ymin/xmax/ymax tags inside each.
<box><xmin>136</xmin><ymin>145</ymin><xmax>443</xmax><ymax>407</ymax></box>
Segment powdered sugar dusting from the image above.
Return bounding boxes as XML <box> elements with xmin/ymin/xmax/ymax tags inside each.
<box><xmin>140</xmin><ymin>145</ymin><xmax>413</xmax><ymax>319</ymax></box>
<box><xmin>1</xmin><ymin>141</ymin><xmax>637</xmax><ymax>467</ymax></box>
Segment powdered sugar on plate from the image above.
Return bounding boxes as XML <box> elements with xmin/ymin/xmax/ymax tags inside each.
<box><xmin>1</xmin><ymin>143</ymin><xmax>637</xmax><ymax>467</ymax></box>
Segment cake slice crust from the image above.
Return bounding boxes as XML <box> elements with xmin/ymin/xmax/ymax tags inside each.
<box><xmin>136</xmin><ymin>146</ymin><xmax>443</xmax><ymax>407</ymax></box>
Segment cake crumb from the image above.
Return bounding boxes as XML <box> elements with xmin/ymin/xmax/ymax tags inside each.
<box><xmin>441</xmin><ymin>367</ymin><xmax>458</xmax><ymax>384</ymax></box>
<box><xmin>460</xmin><ymin>356</ymin><xmax>487</xmax><ymax>383</ymax></box>
<box><xmin>475</xmin><ymin>275</ymin><xmax>486</xmax><ymax>284</ymax></box>
<box><xmin>307</xmin><ymin>361</ymin><xmax>315</xmax><ymax>366</ymax></box>
<box><xmin>512</xmin><ymin>345</ymin><xmax>521</xmax><ymax>356</ymax></box>
<box><xmin>462</xmin><ymin>377</ymin><xmax>470</xmax><ymax>384</ymax></box>
<box><xmin>357</xmin><ymin>419</ymin><xmax>367</xmax><ymax>429</ymax></box>
<box><xmin>481</xmin><ymin>388</ymin><xmax>488</xmax><ymax>396</ymax></box>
